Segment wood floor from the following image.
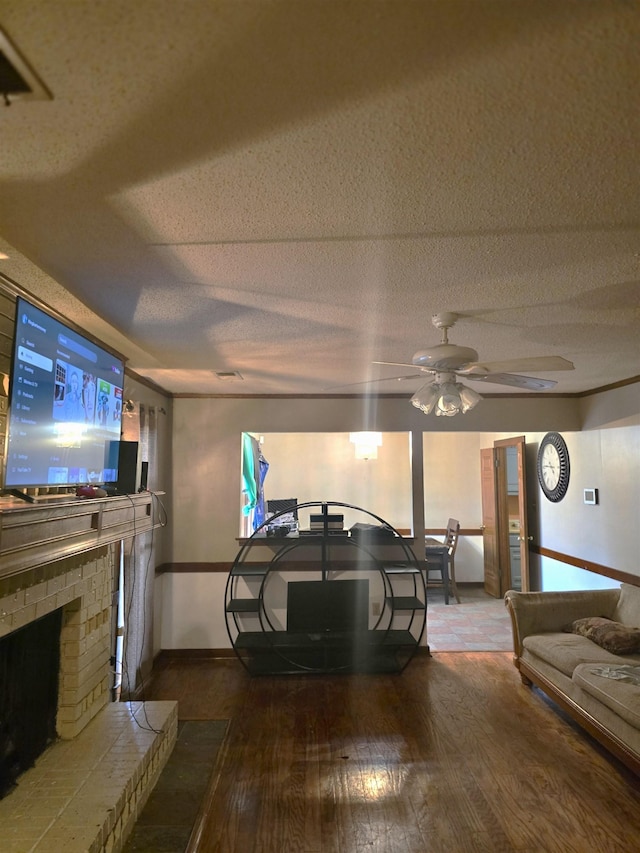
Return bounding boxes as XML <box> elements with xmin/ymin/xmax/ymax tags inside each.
<box><xmin>147</xmin><ymin>652</ymin><xmax>640</xmax><ymax>852</ymax></box>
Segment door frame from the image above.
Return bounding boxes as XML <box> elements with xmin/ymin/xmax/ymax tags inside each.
<box><xmin>480</xmin><ymin>446</ymin><xmax>500</xmax><ymax>597</ymax></box>
<box><xmin>483</xmin><ymin>435</ymin><xmax>530</xmax><ymax>595</ymax></box>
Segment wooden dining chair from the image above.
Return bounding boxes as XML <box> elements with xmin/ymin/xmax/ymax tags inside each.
<box><xmin>425</xmin><ymin>518</ymin><xmax>461</xmax><ymax>604</ymax></box>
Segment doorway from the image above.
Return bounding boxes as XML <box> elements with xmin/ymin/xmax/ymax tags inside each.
<box><xmin>481</xmin><ymin>436</ymin><xmax>530</xmax><ymax>597</ymax></box>
<box><xmin>426</xmin><ymin>585</ymin><xmax>514</xmax><ymax>651</ymax></box>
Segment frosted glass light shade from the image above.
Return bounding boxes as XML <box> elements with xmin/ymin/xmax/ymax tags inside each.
<box><xmin>458</xmin><ymin>383</ymin><xmax>482</xmax><ymax>413</ymax></box>
<box><xmin>411</xmin><ymin>380</ymin><xmax>482</xmax><ymax>416</ymax></box>
<box><xmin>435</xmin><ymin>381</ymin><xmax>460</xmax><ymax>416</ymax></box>
<box><xmin>410</xmin><ymin>383</ymin><xmax>439</xmax><ymax>414</ymax></box>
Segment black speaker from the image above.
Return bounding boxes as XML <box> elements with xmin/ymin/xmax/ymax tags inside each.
<box><xmin>139</xmin><ymin>461</ymin><xmax>149</xmax><ymax>491</ymax></box>
<box><xmin>104</xmin><ymin>440</ymin><xmax>120</xmax><ymax>477</ymax></box>
<box><xmin>116</xmin><ymin>441</ymin><xmax>140</xmax><ymax>494</ymax></box>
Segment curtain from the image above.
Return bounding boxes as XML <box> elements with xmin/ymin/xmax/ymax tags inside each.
<box><xmin>254</xmin><ymin>449</ymin><xmax>269</xmax><ymax>528</ymax></box>
<box><xmin>120</xmin><ymin>403</ymin><xmax>158</xmax><ymax>699</ymax></box>
<box><xmin>241</xmin><ymin>433</ymin><xmax>269</xmax><ymax>532</ymax></box>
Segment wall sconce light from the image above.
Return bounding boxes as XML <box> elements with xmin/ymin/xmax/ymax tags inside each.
<box><xmin>349</xmin><ymin>431</ymin><xmax>383</xmax><ymax>460</ymax></box>
<box><xmin>411</xmin><ymin>374</ymin><xmax>481</xmax><ymax>417</ymax></box>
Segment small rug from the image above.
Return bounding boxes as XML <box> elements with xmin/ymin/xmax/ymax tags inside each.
<box><xmin>122</xmin><ymin>719</ymin><xmax>228</xmax><ymax>853</ymax></box>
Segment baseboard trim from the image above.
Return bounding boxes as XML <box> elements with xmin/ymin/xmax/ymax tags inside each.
<box><xmin>155</xmin><ymin>648</ymin><xmax>237</xmax><ymax>662</ymax></box>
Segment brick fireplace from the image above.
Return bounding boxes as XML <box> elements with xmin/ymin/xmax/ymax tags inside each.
<box><xmin>0</xmin><ymin>545</ymin><xmax>117</xmax><ymax>742</ymax></box>
<box><xmin>0</xmin><ymin>495</ymin><xmax>176</xmax><ymax>852</ymax></box>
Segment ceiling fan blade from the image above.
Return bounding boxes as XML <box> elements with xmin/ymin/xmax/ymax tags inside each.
<box><xmin>324</xmin><ymin>373</ymin><xmax>423</xmax><ymax>391</ymax></box>
<box><xmin>458</xmin><ymin>356</ymin><xmax>574</xmax><ymax>376</ymax></box>
<box><xmin>466</xmin><ymin>372</ymin><xmax>558</xmax><ymax>390</ymax></box>
<box><xmin>372</xmin><ymin>360</ymin><xmax>424</xmax><ymax>369</ymax></box>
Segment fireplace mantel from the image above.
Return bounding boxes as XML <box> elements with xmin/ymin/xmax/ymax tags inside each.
<box><xmin>0</xmin><ymin>491</ymin><xmax>162</xmax><ymax>581</ymax></box>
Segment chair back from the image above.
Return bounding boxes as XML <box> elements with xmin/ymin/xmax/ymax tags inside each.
<box><xmin>443</xmin><ymin>518</ymin><xmax>460</xmax><ymax>557</ymax></box>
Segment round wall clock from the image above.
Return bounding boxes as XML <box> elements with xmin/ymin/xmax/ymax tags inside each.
<box><xmin>537</xmin><ymin>432</ymin><xmax>570</xmax><ymax>502</ymax></box>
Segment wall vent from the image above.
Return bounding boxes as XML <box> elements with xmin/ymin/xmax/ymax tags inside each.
<box><xmin>213</xmin><ymin>370</ymin><xmax>244</xmax><ymax>381</ymax></box>
<box><xmin>213</xmin><ymin>370</ymin><xmax>243</xmax><ymax>382</ymax></box>
<box><xmin>1</xmin><ymin>28</ymin><xmax>52</xmax><ymax>104</ymax></box>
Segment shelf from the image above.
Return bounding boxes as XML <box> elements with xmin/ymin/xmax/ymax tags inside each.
<box><xmin>234</xmin><ymin>629</ymin><xmax>420</xmax><ymax>675</ymax></box>
<box><xmin>382</xmin><ymin>564</ymin><xmax>420</xmax><ymax>574</ymax></box>
<box><xmin>225</xmin><ymin>501</ymin><xmax>426</xmax><ymax>675</ymax></box>
<box><xmin>235</xmin><ymin>629</ymin><xmax>419</xmax><ymax>651</ymax></box>
<box><xmin>386</xmin><ymin>595</ymin><xmax>426</xmax><ymax>611</ymax></box>
<box><xmin>226</xmin><ymin>599</ymin><xmax>261</xmax><ymax>613</ymax></box>
<box><xmin>234</xmin><ymin>632</ymin><xmax>274</xmax><ymax>649</ymax></box>
<box><xmin>230</xmin><ymin>564</ymin><xmax>269</xmax><ymax>577</ymax></box>
<box><xmin>0</xmin><ymin>492</ymin><xmax>162</xmax><ymax>581</ymax></box>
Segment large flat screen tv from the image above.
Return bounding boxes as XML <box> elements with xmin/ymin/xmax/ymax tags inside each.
<box><xmin>4</xmin><ymin>297</ymin><xmax>125</xmax><ymax>489</ymax></box>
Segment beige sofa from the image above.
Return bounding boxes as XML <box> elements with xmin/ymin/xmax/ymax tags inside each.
<box><xmin>505</xmin><ymin>583</ymin><xmax>640</xmax><ymax>775</ymax></box>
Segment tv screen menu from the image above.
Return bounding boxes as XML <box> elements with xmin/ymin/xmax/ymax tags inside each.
<box><xmin>5</xmin><ymin>297</ymin><xmax>125</xmax><ymax>487</ymax></box>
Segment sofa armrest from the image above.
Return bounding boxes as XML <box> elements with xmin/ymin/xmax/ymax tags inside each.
<box><xmin>504</xmin><ymin>588</ymin><xmax>620</xmax><ymax>655</ymax></box>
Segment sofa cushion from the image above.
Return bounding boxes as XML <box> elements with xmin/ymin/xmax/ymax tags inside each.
<box><xmin>522</xmin><ymin>632</ymin><xmax>636</xmax><ymax>677</ymax></box>
<box><xmin>573</xmin><ymin>663</ymin><xmax>640</xmax><ymax>730</ymax></box>
<box><xmin>613</xmin><ymin>583</ymin><xmax>640</xmax><ymax>628</ymax></box>
<box><xmin>564</xmin><ymin>616</ymin><xmax>640</xmax><ymax>654</ymax></box>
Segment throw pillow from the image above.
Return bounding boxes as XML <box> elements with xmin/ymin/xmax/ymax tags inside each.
<box><xmin>564</xmin><ymin>616</ymin><xmax>640</xmax><ymax>655</ymax></box>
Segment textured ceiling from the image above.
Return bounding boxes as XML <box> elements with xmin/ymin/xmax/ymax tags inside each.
<box><xmin>0</xmin><ymin>0</ymin><xmax>639</xmax><ymax>397</ymax></box>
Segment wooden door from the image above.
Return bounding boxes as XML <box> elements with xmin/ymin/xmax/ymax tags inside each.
<box><xmin>513</xmin><ymin>439</ymin><xmax>530</xmax><ymax>592</ymax></box>
<box><xmin>480</xmin><ymin>447</ymin><xmax>501</xmax><ymax>597</ymax></box>
<box><xmin>485</xmin><ymin>436</ymin><xmax>531</xmax><ymax>596</ymax></box>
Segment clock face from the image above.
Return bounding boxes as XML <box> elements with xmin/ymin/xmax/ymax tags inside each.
<box><xmin>540</xmin><ymin>443</ymin><xmax>560</xmax><ymax>489</ymax></box>
<box><xmin>537</xmin><ymin>432</ymin><xmax>570</xmax><ymax>502</ymax></box>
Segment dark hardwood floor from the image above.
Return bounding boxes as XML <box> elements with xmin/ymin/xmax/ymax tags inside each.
<box><xmin>147</xmin><ymin>653</ymin><xmax>640</xmax><ymax>852</ymax></box>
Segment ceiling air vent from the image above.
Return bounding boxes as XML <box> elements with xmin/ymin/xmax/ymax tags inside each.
<box><xmin>213</xmin><ymin>371</ymin><xmax>244</xmax><ymax>381</ymax></box>
<box><xmin>1</xmin><ymin>28</ymin><xmax>52</xmax><ymax>105</ymax></box>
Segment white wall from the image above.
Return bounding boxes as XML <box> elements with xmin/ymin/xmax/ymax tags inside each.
<box><xmin>258</xmin><ymin>431</ymin><xmax>413</xmax><ymax>531</ymax></box>
<box><xmin>422</xmin><ymin>432</ymin><xmax>488</xmax><ymax>583</ymax></box>
<box><xmin>534</xmin><ymin>383</ymin><xmax>640</xmax><ymax>589</ymax></box>
<box><xmin>423</xmin><ymin>432</ymin><xmax>485</xmax><ymax>527</ymax></box>
<box><xmin>170</xmin><ymin>395</ymin><xmax>581</xmax><ymax>564</ymax></box>
<box><xmin>530</xmin><ymin>424</ymin><xmax>640</xmax><ymax>574</ymax></box>
<box><xmin>160</xmin><ymin>389</ymin><xmax>639</xmax><ymax>648</ymax></box>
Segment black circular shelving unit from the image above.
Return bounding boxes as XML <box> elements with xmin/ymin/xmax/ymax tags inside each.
<box><xmin>225</xmin><ymin>501</ymin><xmax>426</xmax><ymax>675</ymax></box>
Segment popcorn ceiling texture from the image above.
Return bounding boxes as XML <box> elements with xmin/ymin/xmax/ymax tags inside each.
<box><xmin>0</xmin><ymin>1</ymin><xmax>638</xmax><ymax>396</ymax></box>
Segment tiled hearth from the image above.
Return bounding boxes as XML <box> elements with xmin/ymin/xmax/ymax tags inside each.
<box><xmin>0</xmin><ymin>701</ymin><xmax>177</xmax><ymax>853</ymax></box>
<box><xmin>0</xmin><ymin>497</ymin><xmax>175</xmax><ymax>853</ymax></box>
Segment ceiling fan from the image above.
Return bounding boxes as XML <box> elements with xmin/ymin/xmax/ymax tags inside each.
<box><xmin>374</xmin><ymin>312</ymin><xmax>574</xmax><ymax>417</ymax></box>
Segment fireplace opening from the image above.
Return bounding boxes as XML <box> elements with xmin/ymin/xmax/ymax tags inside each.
<box><xmin>0</xmin><ymin>607</ymin><xmax>63</xmax><ymax>798</ymax></box>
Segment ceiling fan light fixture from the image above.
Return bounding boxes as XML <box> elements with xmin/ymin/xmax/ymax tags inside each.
<box><xmin>412</xmin><ymin>380</ymin><xmax>482</xmax><ymax>417</ymax></box>
<box><xmin>411</xmin><ymin>383</ymin><xmax>439</xmax><ymax>414</ymax></box>
<box><xmin>383</xmin><ymin>311</ymin><xmax>569</xmax><ymax>414</ymax></box>
<box><xmin>435</xmin><ymin>381</ymin><xmax>460</xmax><ymax>416</ymax></box>
<box><xmin>458</xmin><ymin>383</ymin><xmax>482</xmax><ymax>413</ymax></box>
